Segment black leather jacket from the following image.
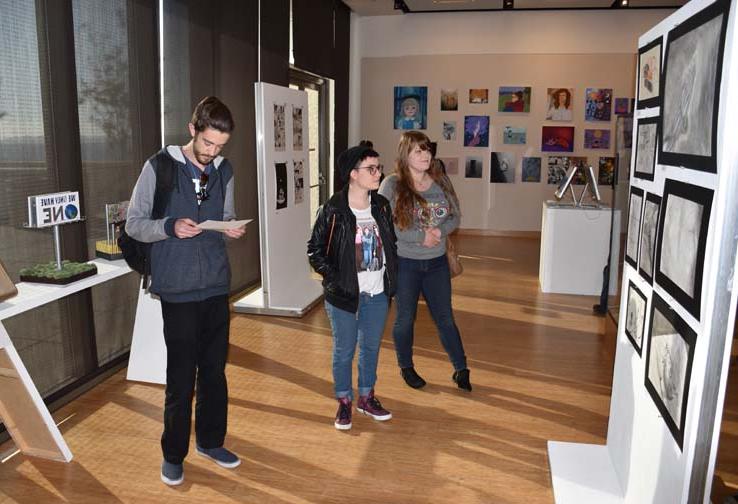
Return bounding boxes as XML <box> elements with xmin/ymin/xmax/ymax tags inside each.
<box><xmin>307</xmin><ymin>187</ymin><xmax>398</xmax><ymax>313</ymax></box>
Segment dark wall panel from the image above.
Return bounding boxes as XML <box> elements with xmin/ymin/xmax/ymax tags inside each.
<box><xmin>260</xmin><ymin>0</ymin><xmax>289</xmax><ymax>86</ymax></box>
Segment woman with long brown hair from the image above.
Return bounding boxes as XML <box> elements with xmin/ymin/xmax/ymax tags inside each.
<box><xmin>378</xmin><ymin>131</ymin><xmax>471</xmax><ymax>391</ymax></box>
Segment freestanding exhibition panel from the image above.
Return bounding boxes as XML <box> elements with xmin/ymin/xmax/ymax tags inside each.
<box><xmin>233</xmin><ymin>82</ymin><xmax>323</xmax><ymax>317</ymax></box>
<box><xmin>548</xmin><ymin>0</ymin><xmax>738</xmax><ymax>502</ymax></box>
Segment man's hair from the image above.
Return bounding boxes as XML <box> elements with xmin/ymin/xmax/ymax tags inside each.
<box><xmin>191</xmin><ymin>96</ymin><xmax>234</xmax><ymax>133</ymax></box>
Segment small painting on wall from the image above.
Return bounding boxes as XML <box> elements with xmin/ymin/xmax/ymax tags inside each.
<box><xmin>490</xmin><ymin>152</ymin><xmax>516</xmax><ymax>183</ymax></box>
<box><xmin>541</xmin><ymin>126</ymin><xmax>574</xmax><ymax>152</ymax></box>
<box><xmin>438</xmin><ymin>157</ymin><xmax>459</xmax><ymax>175</ymax></box>
<box><xmin>522</xmin><ymin>157</ymin><xmax>541</xmax><ymax>182</ymax></box>
<box><xmin>463</xmin><ymin>116</ymin><xmax>490</xmax><ymax>147</ymax></box>
<box><xmin>442</xmin><ymin>121</ymin><xmax>457</xmax><ymax>141</ymax></box>
<box><xmin>585</xmin><ymin>88</ymin><xmax>612</xmax><ymax>121</ymax></box>
<box><xmin>502</xmin><ymin>126</ymin><xmax>526</xmax><ymax>145</ymax></box>
<box><xmin>394</xmin><ymin>86</ymin><xmax>427</xmax><ymax>130</ymax></box>
<box><xmin>465</xmin><ymin>156</ymin><xmax>483</xmax><ymax>179</ymax></box>
<box><xmin>498</xmin><ymin>86</ymin><xmax>531</xmax><ymax>113</ymax></box>
<box><xmin>469</xmin><ymin>88</ymin><xmax>489</xmax><ymax>104</ymax></box>
<box><xmin>546</xmin><ymin>88</ymin><xmax>573</xmax><ymax>121</ymax></box>
<box><xmin>441</xmin><ymin>88</ymin><xmax>458</xmax><ymax>111</ymax></box>
<box><xmin>584</xmin><ymin>129</ymin><xmax>611</xmax><ymax>149</ymax></box>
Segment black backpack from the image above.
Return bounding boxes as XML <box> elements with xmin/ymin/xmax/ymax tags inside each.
<box><xmin>118</xmin><ymin>152</ymin><xmax>177</xmax><ymax>288</ymax></box>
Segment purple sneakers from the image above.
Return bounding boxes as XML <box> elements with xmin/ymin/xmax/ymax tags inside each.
<box><xmin>335</xmin><ymin>397</ymin><xmax>352</xmax><ymax>430</ymax></box>
<box><xmin>357</xmin><ymin>389</ymin><xmax>392</xmax><ymax>421</ymax></box>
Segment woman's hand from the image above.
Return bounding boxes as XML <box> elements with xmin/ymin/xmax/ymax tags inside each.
<box><xmin>422</xmin><ymin>227</ymin><xmax>442</xmax><ymax>248</ymax></box>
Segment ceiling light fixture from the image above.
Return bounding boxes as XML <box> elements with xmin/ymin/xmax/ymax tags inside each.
<box><xmin>503</xmin><ymin>0</ymin><xmax>514</xmax><ymax>8</ymax></box>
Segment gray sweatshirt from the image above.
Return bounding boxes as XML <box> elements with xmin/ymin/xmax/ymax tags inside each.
<box><xmin>378</xmin><ymin>174</ymin><xmax>460</xmax><ymax>260</ymax></box>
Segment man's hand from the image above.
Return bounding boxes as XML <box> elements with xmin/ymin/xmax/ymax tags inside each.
<box><xmin>224</xmin><ymin>224</ymin><xmax>246</xmax><ymax>239</ymax></box>
<box><xmin>174</xmin><ymin>218</ymin><xmax>202</xmax><ymax>239</ymax></box>
<box><xmin>422</xmin><ymin>227</ymin><xmax>442</xmax><ymax>248</ymax></box>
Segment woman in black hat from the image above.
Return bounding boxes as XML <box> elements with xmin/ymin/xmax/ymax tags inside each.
<box><xmin>307</xmin><ymin>145</ymin><xmax>398</xmax><ymax>430</ymax></box>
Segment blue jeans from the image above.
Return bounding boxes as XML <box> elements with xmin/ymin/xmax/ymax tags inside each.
<box><xmin>325</xmin><ymin>292</ymin><xmax>389</xmax><ymax>400</ymax></box>
<box><xmin>393</xmin><ymin>255</ymin><xmax>467</xmax><ymax>371</ymax></box>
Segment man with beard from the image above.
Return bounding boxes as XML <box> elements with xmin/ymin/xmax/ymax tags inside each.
<box><xmin>126</xmin><ymin>96</ymin><xmax>246</xmax><ymax>486</ymax></box>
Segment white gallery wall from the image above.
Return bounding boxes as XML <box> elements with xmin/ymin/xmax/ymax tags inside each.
<box><xmin>350</xmin><ymin>9</ymin><xmax>674</xmax><ymax>233</ymax></box>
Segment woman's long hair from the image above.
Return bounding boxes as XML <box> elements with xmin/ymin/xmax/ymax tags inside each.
<box><xmin>393</xmin><ymin>131</ymin><xmax>460</xmax><ymax>230</ymax></box>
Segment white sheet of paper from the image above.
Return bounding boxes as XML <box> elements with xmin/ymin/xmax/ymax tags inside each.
<box><xmin>197</xmin><ymin>219</ymin><xmax>252</xmax><ymax>231</ymax></box>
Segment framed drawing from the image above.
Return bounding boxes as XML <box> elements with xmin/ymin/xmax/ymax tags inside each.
<box><xmin>637</xmin><ymin>36</ymin><xmax>662</xmax><ymax>109</ymax></box>
<box><xmin>625</xmin><ymin>186</ymin><xmax>644</xmax><ymax>269</ymax></box>
<box><xmin>654</xmin><ymin>179</ymin><xmax>713</xmax><ymax>321</ymax></box>
<box><xmin>658</xmin><ymin>0</ymin><xmax>729</xmax><ymax>173</ymax></box>
<box><xmin>633</xmin><ymin>117</ymin><xmax>658</xmax><ymax>181</ymax></box>
<box><xmin>638</xmin><ymin>192</ymin><xmax>661</xmax><ymax>284</ymax></box>
<box><xmin>645</xmin><ymin>292</ymin><xmax>696</xmax><ymax>450</ymax></box>
<box><xmin>625</xmin><ymin>280</ymin><xmax>647</xmax><ymax>355</ymax></box>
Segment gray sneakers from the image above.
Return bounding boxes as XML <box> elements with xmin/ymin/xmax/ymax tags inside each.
<box><xmin>161</xmin><ymin>460</ymin><xmax>184</xmax><ymax>486</ymax></box>
<box><xmin>196</xmin><ymin>445</ymin><xmax>242</xmax><ymax>468</ymax></box>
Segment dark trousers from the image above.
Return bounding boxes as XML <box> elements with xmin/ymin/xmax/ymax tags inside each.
<box><xmin>392</xmin><ymin>255</ymin><xmax>467</xmax><ymax>371</ymax></box>
<box><xmin>160</xmin><ymin>294</ymin><xmax>230</xmax><ymax>464</ymax></box>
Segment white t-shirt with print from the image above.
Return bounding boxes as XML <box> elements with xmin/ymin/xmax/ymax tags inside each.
<box><xmin>350</xmin><ymin>205</ymin><xmax>385</xmax><ymax>296</ymax></box>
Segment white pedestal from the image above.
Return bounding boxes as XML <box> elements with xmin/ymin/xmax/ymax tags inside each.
<box><xmin>548</xmin><ymin>441</ymin><xmax>624</xmax><ymax>504</ymax></box>
<box><xmin>539</xmin><ymin>202</ymin><xmax>621</xmax><ymax>296</ymax></box>
<box><xmin>0</xmin><ymin>259</ymin><xmax>131</xmax><ymax>462</ymax></box>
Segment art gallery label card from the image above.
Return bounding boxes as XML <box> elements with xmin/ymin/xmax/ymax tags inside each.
<box><xmin>28</xmin><ymin>191</ymin><xmax>81</xmax><ymax>228</ymax></box>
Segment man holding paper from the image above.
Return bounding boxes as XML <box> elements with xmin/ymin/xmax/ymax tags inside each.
<box><xmin>126</xmin><ymin>96</ymin><xmax>246</xmax><ymax>486</ymax></box>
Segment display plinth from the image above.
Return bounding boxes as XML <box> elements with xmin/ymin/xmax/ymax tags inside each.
<box><xmin>548</xmin><ymin>441</ymin><xmax>623</xmax><ymax>504</ymax></box>
<box><xmin>233</xmin><ymin>286</ymin><xmax>323</xmax><ymax>318</ymax></box>
<box><xmin>0</xmin><ymin>258</ymin><xmax>131</xmax><ymax>462</ymax></box>
<box><xmin>539</xmin><ymin>202</ymin><xmax>620</xmax><ymax>296</ymax></box>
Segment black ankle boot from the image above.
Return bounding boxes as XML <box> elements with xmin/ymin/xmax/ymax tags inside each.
<box><xmin>400</xmin><ymin>367</ymin><xmax>427</xmax><ymax>389</ymax></box>
<box><xmin>453</xmin><ymin>369</ymin><xmax>472</xmax><ymax>391</ymax></box>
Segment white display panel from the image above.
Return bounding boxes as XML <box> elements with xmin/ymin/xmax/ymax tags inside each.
<box><xmin>548</xmin><ymin>0</ymin><xmax>738</xmax><ymax>502</ymax></box>
<box><xmin>233</xmin><ymin>82</ymin><xmax>322</xmax><ymax>317</ymax></box>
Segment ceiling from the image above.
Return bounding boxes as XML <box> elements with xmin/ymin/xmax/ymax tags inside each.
<box><xmin>343</xmin><ymin>0</ymin><xmax>684</xmax><ymax>15</ymax></box>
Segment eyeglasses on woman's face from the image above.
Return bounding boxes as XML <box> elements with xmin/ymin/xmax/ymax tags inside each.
<box><xmin>357</xmin><ymin>164</ymin><xmax>383</xmax><ymax>176</ymax></box>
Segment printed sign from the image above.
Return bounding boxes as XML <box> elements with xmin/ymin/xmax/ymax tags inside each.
<box><xmin>28</xmin><ymin>191</ymin><xmax>81</xmax><ymax>228</ymax></box>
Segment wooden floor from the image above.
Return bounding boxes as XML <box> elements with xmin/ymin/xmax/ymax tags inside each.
<box><xmin>0</xmin><ymin>235</ymin><xmax>641</xmax><ymax>503</ymax></box>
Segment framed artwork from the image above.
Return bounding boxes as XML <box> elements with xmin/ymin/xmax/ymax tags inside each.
<box><xmin>542</xmin><ymin>126</ymin><xmax>574</xmax><ymax>153</ymax></box>
<box><xmin>625</xmin><ymin>187</ymin><xmax>644</xmax><ymax>269</ymax></box>
<box><xmin>394</xmin><ymin>86</ymin><xmax>427</xmax><ymax>130</ymax></box>
<box><xmin>438</xmin><ymin>157</ymin><xmax>459</xmax><ymax>175</ymax></box>
<box><xmin>293</xmin><ymin>160</ymin><xmax>304</xmax><ymax>205</ymax></box>
<box><xmin>522</xmin><ymin>157</ymin><xmax>541</xmax><ymax>182</ymax></box>
<box><xmin>614</xmin><ymin>98</ymin><xmax>630</xmax><ymax>115</ymax></box>
<box><xmin>598</xmin><ymin>157</ymin><xmax>616</xmax><ymax>186</ymax></box>
<box><xmin>639</xmin><ymin>192</ymin><xmax>661</xmax><ymax>284</ymax></box>
<box><xmin>637</xmin><ymin>37</ymin><xmax>663</xmax><ymax>109</ymax></box>
<box><xmin>633</xmin><ymin>117</ymin><xmax>658</xmax><ymax>181</ymax></box>
<box><xmin>645</xmin><ymin>292</ymin><xmax>696</xmax><ymax>450</ymax></box>
<box><xmin>273</xmin><ymin>104</ymin><xmax>286</xmax><ymax>151</ymax></box>
<box><xmin>463</xmin><ymin>116</ymin><xmax>490</xmax><ymax>147</ymax></box>
<box><xmin>292</xmin><ymin>106</ymin><xmax>303</xmax><ymax>151</ymax></box>
<box><xmin>546</xmin><ymin>156</ymin><xmax>568</xmax><ymax>185</ymax></box>
<box><xmin>546</xmin><ymin>88</ymin><xmax>573</xmax><ymax>121</ymax></box>
<box><xmin>469</xmin><ymin>88</ymin><xmax>489</xmax><ymax>104</ymax></box>
<box><xmin>502</xmin><ymin>126</ymin><xmax>526</xmax><ymax>145</ymax></box>
<box><xmin>625</xmin><ymin>280</ymin><xmax>647</xmax><ymax>355</ymax></box>
<box><xmin>654</xmin><ymin>179</ymin><xmax>713</xmax><ymax>320</ymax></box>
<box><xmin>498</xmin><ymin>86</ymin><xmax>531</xmax><ymax>112</ymax></box>
<box><xmin>659</xmin><ymin>0</ymin><xmax>729</xmax><ymax>173</ymax></box>
<box><xmin>584</xmin><ymin>129</ymin><xmax>611</xmax><ymax>149</ymax></box>
<box><xmin>441</xmin><ymin>89</ymin><xmax>458</xmax><ymax>111</ymax></box>
<box><xmin>465</xmin><ymin>156</ymin><xmax>483</xmax><ymax>179</ymax></box>
<box><xmin>490</xmin><ymin>152</ymin><xmax>516</xmax><ymax>183</ymax></box>
<box><xmin>585</xmin><ymin>88</ymin><xmax>612</xmax><ymax>121</ymax></box>
<box><xmin>275</xmin><ymin>162</ymin><xmax>288</xmax><ymax>210</ymax></box>
<box><xmin>442</xmin><ymin>121</ymin><xmax>457</xmax><ymax>141</ymax></box>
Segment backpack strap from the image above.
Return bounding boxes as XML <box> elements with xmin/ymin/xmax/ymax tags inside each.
<box><xmin>151</xmin><ymin>150</ymin><xmax>177</xmax><ymax>219</ymax></box>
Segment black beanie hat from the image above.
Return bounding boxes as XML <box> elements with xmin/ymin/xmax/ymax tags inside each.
<box><xmin>337</xmin><ymin>145</ymin><xmax>374</xmax><ymax>184</ymax></box>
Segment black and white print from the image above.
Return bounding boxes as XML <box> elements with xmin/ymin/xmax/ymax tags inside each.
<box><xmin>625</xmin><ymin>281</ymin><xmax>647</xmax><ymax>355</ymax></box>
<box><xmin>644</xmin><ymin>292</ymin><xmax>696</xmax><ymax>450</ymax></box>
<box><xmin>274</xmin><ymin>104</ymin><xmax>286</xmax><ymax>152</ymax></box>
<box><xmin>638</xmin><ymin>192</ymin><xmax>661</xmax><ymax>284</ymax></box>
<box><xmin>633</xmin><ymin>117</ymin><xmax>658</xmax><ymax>181</ymax></box>
<box><xmin>625</xmin><ymin>187</ymin><xmax>643</xmax><ymax>269</ymax></box>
